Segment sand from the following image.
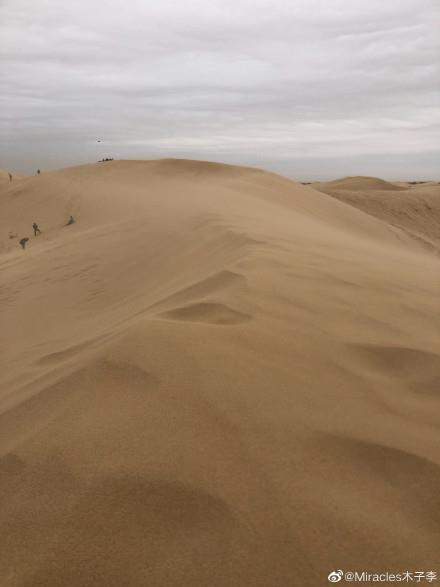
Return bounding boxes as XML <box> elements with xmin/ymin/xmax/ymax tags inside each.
<box><xmin>1</xmin><ymin>160</ymin><xmax>439</xmax><ymax>586</ymax></box>
<box><xmin>0</xmin><ymin>170</ymin><xmax>20</xmax><ymax>186</ymax></box>
<box><xmin>312</xmin><ymin>176</ymin><xmax>440</xmax><ymax>253</ymax></box>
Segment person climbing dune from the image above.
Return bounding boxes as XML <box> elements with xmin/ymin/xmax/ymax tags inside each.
<box><xmin>66</xmin><ymin>215</ymin><xmax>75</xmax><ymax>226</ymax></box>
<box><xmin>19</xmin><ymin>237</ymin><xmax>29</xmax><ymax>250</ymax></box>
<box><xmin>8</xmin><ymin>172</ymin><xmax>12</xmax><ymax>182</ymax></box>
<box><xmin>32</xmin><ymin>222</ymin><xmax>41</xmax><ymax>236</ymax></box>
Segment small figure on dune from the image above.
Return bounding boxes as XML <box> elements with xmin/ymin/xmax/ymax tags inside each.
<box><xmin>8</xmin><ymin>172</ymin><xmax>12</xmax><ymax>182</ymax></box>
<box><xmin>66</xmin><ymin>215</ymin><xmax>75</xmax><ymax>226</ymax></box>
<box><xmin>37</xmin><ymin>169</ymin><xmax>41</xmax><ymax>175</ymax></box>
<box><xmin>32</xmin><ymin>222</ymin><xmax>41</xmax><ymax>236</ymax></box>
<box><xmin>19</xmin><ymin>237</ymin><xmax>29</xmax><ymax>250</ymax></box>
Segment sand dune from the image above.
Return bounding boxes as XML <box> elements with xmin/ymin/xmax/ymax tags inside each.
<box><xmin>313</xmin><ymin>175</ymin><xmax>406</xmax><ymax>192</ymax></box>
<box><xmin>313</xmin><ymin>176</ymin><xmax>440</xmax><ymax>251</ymax></box>
<box><xmin>1</xmin><ymin>160</ymin><xmax>440</xmax><ymax>586</ymax></box>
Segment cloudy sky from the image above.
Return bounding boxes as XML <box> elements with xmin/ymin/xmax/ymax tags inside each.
<box><xmin>1</xmin><ymin>0</ymin><xmax>439</xmax><ymax>179</ymax></box>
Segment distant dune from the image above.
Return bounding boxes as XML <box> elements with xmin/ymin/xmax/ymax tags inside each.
<box><xmin>1</xmin><ymin>160</ymin><xmax>440</xmax><ymax>587</ymax></box>
<box><xmin>312</xmin><ymin>175</ymin><xmax>406</xmax><ymax>192</ymax></box>
<box><xmin>313</xmin><ymin>175</ymin><xmax>440</xmax><ymax>251</ymax></box>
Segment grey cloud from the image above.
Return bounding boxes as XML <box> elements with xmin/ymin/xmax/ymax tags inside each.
<box><xmin>1</xmin><ymin>0</ymin><xmax>439</xmax><ymax>179</ymax></box>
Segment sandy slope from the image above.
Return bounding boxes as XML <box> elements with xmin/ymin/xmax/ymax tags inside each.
<box><xmin>1</xmin><ymin>160</ymin><xmax>440</xmax><ymax>587</ymax></box>
<box><xmin>0</xmin><ymin>170</ymin><xmax>21</xmax><ymax>186</ymax></box>
<box><xmin>313</xmin><ymin>176</ymin><xmax>440</xmax><ymax>252</ymax></box>
<box><xmin>312</xmin><ymin>176</ymin><xmax>407</xmax><ymax>192</ymax></box>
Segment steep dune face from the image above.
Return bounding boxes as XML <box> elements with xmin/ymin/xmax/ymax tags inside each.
<box><xmin>1</xmin><ymin>160</ymin><xmax>440</xmax><ymax>587</ymax></box>
<box><xmin>313</xmin><ymin>177</ymin><xmax>440</xmax><ymax>250</ymax></box>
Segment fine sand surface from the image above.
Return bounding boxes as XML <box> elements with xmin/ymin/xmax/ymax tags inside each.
<box><xmin>312</xmin><ymin>176</ymin><xmax>440</xmax><ymax>253</ymax></box>
<box><xmin>1</xmin><ymin>160</ymin><xmax>439</xmax><ymax>586</ymax></box>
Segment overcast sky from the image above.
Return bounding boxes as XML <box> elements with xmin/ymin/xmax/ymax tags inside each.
<box><xmin>1</xmin><ymin>0</ymin><xmax>439</xmax><ymax>179</ymax></box>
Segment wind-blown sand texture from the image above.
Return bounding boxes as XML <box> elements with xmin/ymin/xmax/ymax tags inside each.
<box><xmin>1</xmin><ymin>160</ymin><xmax>439</xmax><ymax>587</ymax></box>
<box><xmin>313</xmin><ymin>176</ymin><xmax>440</xmax><ymax>253</ymax></box>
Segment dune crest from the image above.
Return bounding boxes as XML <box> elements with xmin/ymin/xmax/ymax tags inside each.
<box><xmin>313</xmin><ymin>176</ymin><xmax>440</xmax><ymax>250</ymax></box>
<box><xmin>313</xmin><ymin>175</ymin><xmax>406</xmax><ymax>192</ymax></box>
<box><xmin>1</xmin><ymin>159</ymin><xmax>440</xmax><ymax>586</ymax></box>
